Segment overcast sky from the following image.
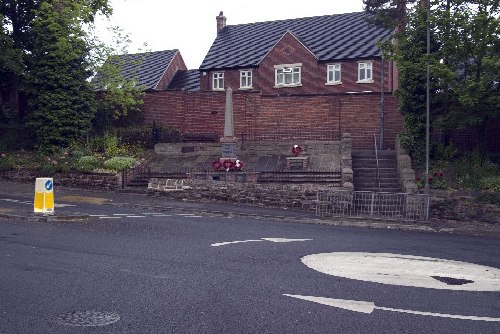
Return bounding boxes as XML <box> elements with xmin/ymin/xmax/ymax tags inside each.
<box><xmin>95</xmin><ymin>0</ymin><xmax>365</xmax><ymax>69</ymax></box>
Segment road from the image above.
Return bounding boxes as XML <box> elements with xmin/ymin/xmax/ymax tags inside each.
<box><xmin>0</xmin><ymin>193</ymin><xmax>499</xmax><ymax>333</ymax></box>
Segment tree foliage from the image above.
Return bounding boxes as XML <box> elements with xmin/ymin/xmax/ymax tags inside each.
<box><xmin>26</xmin><ymin>0</ymin><xmax>100</xmax><ymax>148</ymax></box>
<box><xmin>365</xmin><ymin>0</ymin><xmax>499</xmax><ymax>163</ymax></box>
<box><xmin>1</xmin><ymin>0</ymin><xmax>146</xmax><ymax>150</ymax></box>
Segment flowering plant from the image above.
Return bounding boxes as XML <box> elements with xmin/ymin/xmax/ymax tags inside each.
<box><xmin>291</xmin><ymin>144</ymin><xmax>303</xmax><ymax>157</ymax></box>
<box><xmin>416</xmin><ymin>171</ymin><xmax>447</xmax><ymax>190</ymax></box>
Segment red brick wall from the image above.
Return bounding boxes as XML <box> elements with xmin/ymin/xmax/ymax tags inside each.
<box><xmin>143</xmin><ymin>90</ymin><xmax>403</xmax><ymax>149</ymax></box>
<box><xmin>155</xmin><ymin>51</ymin><xmax>187</xmax><ymax>90</ymax></box>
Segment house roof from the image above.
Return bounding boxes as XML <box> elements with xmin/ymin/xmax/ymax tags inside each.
<box><xmin>167</xmin><ymin>70</ymin><xmax>200</xmax><ymax>91</ymax></box>
<box><xmin>97</xmin><ymin>49</ymin><xmax>179</xmax><ymax>90</ymax></box>
<box><xmin>200</xmin><ymin>11</ymin><xmax>391</xmax><ymax>70</ymax></box>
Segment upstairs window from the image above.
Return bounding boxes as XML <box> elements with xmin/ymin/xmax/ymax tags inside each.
<box><xmin>358</xmin><ymin>62</ymin><xmax>373</xmax><ymax>83</ymax></box>
<box><xmin>240</xmin><ymin>70</ymin><xmax>253</xmax><ymax>89</ymax></box>
<box><xmin>327</xmin><ymin>64</ymin><xmax>341</xmax><ymax>84</ymax></box>
<box><xmin>275</xmin><ymin>64</ymin><xmax>301</xmax><ymax>87</ymax></box>
<box><xmin>212</xmin><ymin>72</ymin><xmax>224</xmax><ymax>90</ymax></box>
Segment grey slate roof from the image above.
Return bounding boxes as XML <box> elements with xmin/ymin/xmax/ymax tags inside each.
<box><xmin>167</xmin><ymin>70</ymin><xmax>200</xmax><ymax>91</ymax></box>
<box><xmin>99</xmin><ymin>50</ymin><xmax>178</xmax><ymax>90</ymax></box>
<box><xmin>200</xmin><ymin>11</ymin><xmax>391</xmax><ymax>70</ymax></box>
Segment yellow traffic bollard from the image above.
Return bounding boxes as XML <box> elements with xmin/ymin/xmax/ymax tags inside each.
<box><xmin>34</xmin><ymin>178</ymin><xmax>54</xmax><ymax>214</ymax></box>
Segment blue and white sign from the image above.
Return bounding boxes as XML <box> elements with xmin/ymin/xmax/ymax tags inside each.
<box><xmin>45</xmin><ymin>179</ymin><xmax>53</xmax><ymax>191</ymax></box>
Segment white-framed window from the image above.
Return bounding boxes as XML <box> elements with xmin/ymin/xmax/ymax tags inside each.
<box><xmin>212</xmin><ymin>72</ymin><xmax>224</xmax><ymax>90</ymax></box>
<box><xmin>327</xmin><ymin>64</ymin><xmax>341</xmax><ymax>84</ymax></box>
<box><xmin>358</xmin><ymin>62</ymin><xmax>373</xmax><ymax>83</ymax></box>
<box><xmin>240</xmin><ymin>70</ymin><xmax>253</xmax><ymax>89</ymax></box>
<box><xmin>274</xmin><ymin>63</ymin><xmax>301</xmax><ymax>87</ymax></box>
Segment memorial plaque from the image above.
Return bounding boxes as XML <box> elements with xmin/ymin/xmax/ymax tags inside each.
<box><xmin>221</xmin><ymin>143</ymin><xmax>237</xmax><ymax>158</ymax></box>
<box><xmin>289</xmin><ymin>160</ymin><xmax>305</xmax><ymax>170</ymax></box>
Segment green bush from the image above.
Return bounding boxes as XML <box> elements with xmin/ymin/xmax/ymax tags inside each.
<box><xmin>478</xmin><ymin>176</ymin><xmax>500</xmax><ymax>192</ymax></box>
<box><xmin>0</xmin><ymin>155</ymin><xmax>14</xmax><ymax>171</ymax></box>
<box><xmin>103</xmin><ymin>133</ymin><xmax>119</xmax><ymax>157</ymax></box>
<box><xmin>103</xmin><ymin>156</ymin><xmax>136</xmax><ymax>172</ymax></box>
<box><xmin>76</xmin><ymin>156</ymin><xmax>102</xmax><ymax>173</ymax></box>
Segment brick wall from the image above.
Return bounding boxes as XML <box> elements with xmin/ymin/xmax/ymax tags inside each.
<box><xmin>143</xmin><ymin>90</ymin><xmax>403</xmax><ymax>149</ymax></box>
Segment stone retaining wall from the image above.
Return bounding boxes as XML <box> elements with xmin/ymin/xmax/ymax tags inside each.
<box><xmin>430</xmin><ymin>191</ymin><xmax>500</xmax><ymax>224</ymax></box>
<box><xmin>395</xmin><ymin>138</ymin><xmax>418</xmax><ymax>193</ymax></box>
<box><xmin>340</xmin><ymin>133</ymin><xmax>353</xmax><ymax>189</ymax></box>
<box><xmin>150</xmin><ymin>179</ymin><xmax>340</xmax><ymax>212</ymax></box>
<box><xmin>0</xmin><ymin>170</ymin><xmax>121</xmax><ymax>191</ymax></box>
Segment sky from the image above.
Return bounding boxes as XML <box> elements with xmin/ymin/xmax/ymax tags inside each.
<box><xmin>94</xmin><ymin>0</ymin><xmax>365</xmax><ymax>69</ymax></box>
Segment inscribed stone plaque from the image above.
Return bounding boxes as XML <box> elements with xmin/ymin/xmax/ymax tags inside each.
<box><xmin>289</xmin><ymin>160</ymin><xmax>305</xmax><ymax>170</ymax></box>
<box><xmin>221</xmin><ymin>143</ymin><xmax>237</xmax><ymax>158</ymax></box>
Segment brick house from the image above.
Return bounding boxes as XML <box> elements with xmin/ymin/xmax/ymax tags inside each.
<box><xmin>138</xmin><ymin>11</ymin><xmax>403</xmax><ymax>149</ymax></box>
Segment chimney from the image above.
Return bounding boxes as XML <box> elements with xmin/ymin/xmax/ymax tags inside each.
<box><xmin>216</xmin><ymin>11</ymin><xmax>226</xmax><ymax>34</ymax></box>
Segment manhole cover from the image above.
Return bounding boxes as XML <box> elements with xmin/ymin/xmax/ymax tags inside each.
<box><xmin>431</xmin><ymin>276</ymin><xmax>474</xmax><ymax>286</ymax></box>
<box><xmin>56</xmin><ymin>310</ymin><xmax>120</xmax><ymax>327</ymax></box>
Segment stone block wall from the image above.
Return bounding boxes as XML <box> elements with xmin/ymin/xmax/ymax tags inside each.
<box><xmin>0</xmin><ymin>170</ymin><xmax>121</xmax><ymax>191</ymax></box>
<box><xmin>395</xmin><ymin>138</ymin><xmax>418</xmax><ymax>194</ymax></box>
<box><xmin>340</xmin><ymin>133</ymin><xmax>353</xmax><ymax>189</ymax></box>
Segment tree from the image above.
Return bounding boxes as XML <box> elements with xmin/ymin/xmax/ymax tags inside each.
<box><xmin>26</xmin><ymin>0</ymin><xmax>110</xmax><ymax>149</ymax></box>
<box><xmin>433</xmin><ymin>0</ymin><xmax>500</xmax><ymax>154</ymax></box>
<box><xmin>0</xmin><ymin>0</ymin><xmax>39</xmax><ymax>119</ymax></box>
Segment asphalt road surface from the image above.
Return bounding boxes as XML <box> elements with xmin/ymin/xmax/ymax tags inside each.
<box><xmin>1</xmin><ymin>195</ymin><xmax>499</xmax><ymax>333</ymax></box>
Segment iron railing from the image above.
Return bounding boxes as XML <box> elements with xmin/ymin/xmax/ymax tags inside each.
<box><xmin>315</xmin><ymin>190</ymin><xmax>430</xmax><ymax>222</ymax></box>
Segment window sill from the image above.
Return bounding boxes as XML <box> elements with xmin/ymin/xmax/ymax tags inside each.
<box><xmin>212</xmin><ymin>88</ymin><xmax>225</xmax><ymax>91</ymax></box>
<box><xmin>326</xmin><ymin>82</ymin><xmax>342</xmax><ymax>86</ymax></box>
<box><xmin>357</xmin><ymin>80</ymin><xmax>374</xmax><ymax>84</ymax></box>
<box><xmin>274</xmin><ymin>83</ymin><xmax>302</xmax><ymax>88</ymax></box>
<box><xmin>239</xmin><ymin>87</ymin><xmax>254</xmax><ymax>90</ymax></box>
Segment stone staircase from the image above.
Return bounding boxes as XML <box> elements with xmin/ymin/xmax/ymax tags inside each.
<box><xmin>352</xmin><ymin>150</ymin><xmax>401</xmax><ymax>193</ymax></box>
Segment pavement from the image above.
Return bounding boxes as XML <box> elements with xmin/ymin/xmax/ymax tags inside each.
<box><xmin>0</xmin><ymin>179</ymin><xmax>499</xmax><ymax>238</ymax></box>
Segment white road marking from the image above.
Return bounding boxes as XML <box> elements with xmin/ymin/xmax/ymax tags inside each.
<box><xmin>176</xmin><ymin>213</ymin><xmax>196</xmax><ymax>216</ymax></box>
<box><xmin>283</xmin><ymin>295</ymin><xmax>500</xmax><ymax>322</ymax></box>
<box><xmin>113</xmin><ymin>214</ymin><xmax>134</xmax><ymax>216</ymax></box>
<box><xmin>262</xmin><ymin>238</ymin><xmax>313</xmax><ymax>243</ymax></box>
<box><xmin>99</xmin><ymin>216</ymin><xmax>122</xmax><ymax>219</ymax></box>
<box><xmin>301</xmin><ymin>252</ymin><xmax>500</xmax><ymax>291</ymax></box>
<box><xmin>211</xmin><ymin>240</ymin><xmax>264</xmax><ymax>247</ymax></box>
<box><xmin>89</xmin><ymin>215</ymin><xmax>102</xmax><ymax>217</ymax></box>
<box><xmin>151</xmin><ymin>214</ymin><xmax>173</xmax><ymax>217</ymax></box>
<box><xmin>211</xmin><ymin>238</ymin><xmax>313</xmax><ymax>247</ymax></box>
<box><xmin>54</xmin><ymin>203</ymin><xmax>76</xmax><ymax>208</ymax></box>
<box><xmin>1</xmin><ymin>199</ymin><xmax>19</xmax><ymax>202</ymax></box>
<box><xmin>126</xmin><ymin>216</ymin><xmax>146</xmax><ymax>218</ymax></box>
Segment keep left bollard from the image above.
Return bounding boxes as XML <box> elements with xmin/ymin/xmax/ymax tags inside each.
<box><xmin>34</xmin><ymin>178</ymin><xmax>54</xmax><ymax>215</ymax></box>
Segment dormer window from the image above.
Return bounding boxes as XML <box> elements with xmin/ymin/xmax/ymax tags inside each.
<box><xmin>212</xmin><ymin>72</ymin><xmax>224</xmax><ymax>90</ymax></box>
<box><xmin>327</xmin><ymin>64</ymin><xmax>341</xmax><ymax>85</ymax></box>
<box><xmin>357</xmin><ymin>62</ymin><xmax>373</xmax><ymax>83</ymax></box>
<box><xmin>274</xmin><ymin>63</ymin><xmax>302</xmax><ymax>87</ymax></box>
<box><xmin>240</xmin><ymin>70</ymin><xmax>253</xmax><ymax>89</ymax></box>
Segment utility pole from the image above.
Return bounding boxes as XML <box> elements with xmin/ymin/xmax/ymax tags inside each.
<box><xmin>424</xmin><ymin>0</ymin><xmax>431</xmax><ymax>220</ymax></box>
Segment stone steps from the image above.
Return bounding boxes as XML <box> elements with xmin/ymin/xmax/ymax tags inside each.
<box><xmin>352</xmin><ymin>149</ymin><xmax>401</xmax><ymax>193</ymax></box>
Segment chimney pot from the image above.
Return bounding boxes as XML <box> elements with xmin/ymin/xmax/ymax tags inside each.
<box><xmin>216</xmin><ymin>11</ymin><xmax>226</xmax><ymax>34</ymax></box>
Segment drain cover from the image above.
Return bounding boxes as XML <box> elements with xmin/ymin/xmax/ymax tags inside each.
<box><xmin>56</xmin><ymin>310</ymin><xmax>120</xmax><ymax>327</ymax></box>
<box><xmin>431</xmin><ymin>276</ymin><xmax>474</xmax><ymax>286</ymax></box>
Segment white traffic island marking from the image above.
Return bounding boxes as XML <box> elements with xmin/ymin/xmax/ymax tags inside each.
<box><xmin>301</xmin><ymin>252</ymin><xmax>500</xmax><ymax>291</ymax></box>
<box><xmin>211</xmin><ymin>238</ymin><xmax>312</xmax><ymax>247</ymax></box>
<box><xmin>283</xmin><ymin>295</ymin><xmax>500</xmax><ymax>322</ymax></box>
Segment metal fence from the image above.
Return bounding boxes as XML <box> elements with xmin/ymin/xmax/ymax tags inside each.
<box><xmin>315</xmin><ymin>190</ymin><xmax>430</xmax><ymax>222</ymax></box>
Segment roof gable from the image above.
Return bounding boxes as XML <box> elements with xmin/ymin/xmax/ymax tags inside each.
<box><xmin>259</xmin><ymin>30</ymin><xmax>317</xmax><ymax>65</ymax></box>
<box><xmin>102</xmin><ymin>50</ymin><xmax>179</xmax><ymax>90</ymax></box>
<box><xmin>200</xmin><ymin>11</ymin><xmax>391</xmax><ymax>70</ymax></box>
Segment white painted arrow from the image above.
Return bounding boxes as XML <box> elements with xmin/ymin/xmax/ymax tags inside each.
<box><xmin>283</xmin><ymin>294</ymin><xmax>500</xmax><ymax>322</ymax></box>
<box><xmin>211</xmin><ymin>238</ymin><xmax>312</xmax><ymax>247</ymax></box>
